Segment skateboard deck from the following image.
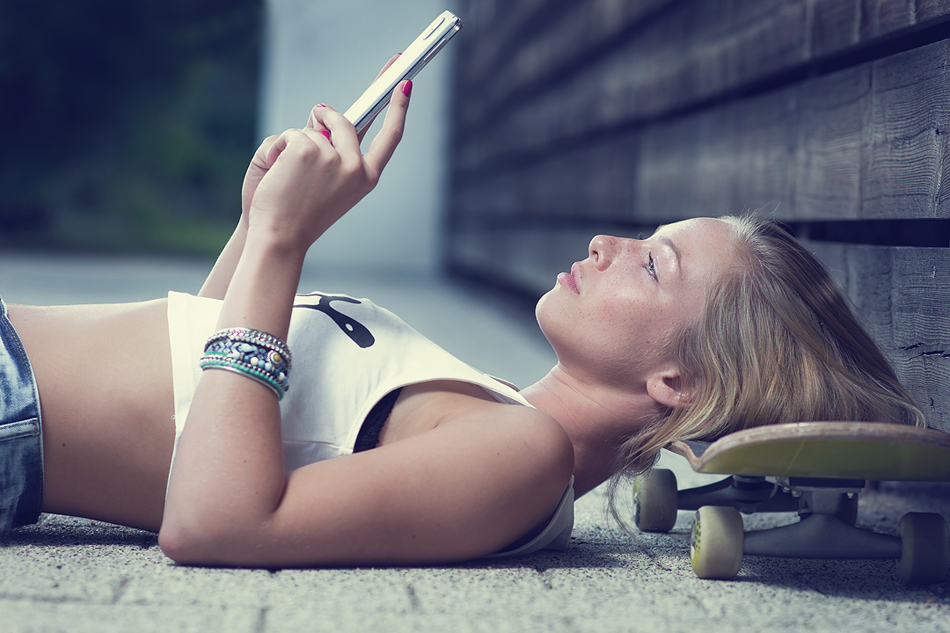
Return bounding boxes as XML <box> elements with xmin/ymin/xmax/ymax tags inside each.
<box><xmin>669</xmin><ymin>422</ymin><xmax>950</xmax><ymax>481</ymax></box>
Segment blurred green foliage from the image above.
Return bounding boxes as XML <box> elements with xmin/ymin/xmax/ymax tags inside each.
<box><xmin>0</xmin><ymin>0</ymin><xmax>262</xmax><ymax>255</ymax></box>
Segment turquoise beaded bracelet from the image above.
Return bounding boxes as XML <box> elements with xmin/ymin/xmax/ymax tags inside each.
<box><xmin>199</xmin><ymin>327</ymin><xmax>292</xmax><ymax>399</ymax></box>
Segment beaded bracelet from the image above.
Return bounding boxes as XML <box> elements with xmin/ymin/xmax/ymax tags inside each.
<box><xmin>199</xmin><ymin>327</ymin><xmax>292</xmax><ymax>400</ymax></box>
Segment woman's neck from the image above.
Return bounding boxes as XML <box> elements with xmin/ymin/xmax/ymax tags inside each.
<box><xmin>520</xmin><ymin>365</ymin><xmax>659</xmax><ymax>497</ymax></box>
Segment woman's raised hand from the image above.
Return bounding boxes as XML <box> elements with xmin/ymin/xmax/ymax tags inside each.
<box><xmin>240</xmin><ymin>76</ymin><xmax>410</xmax><ymax>254</ymax></box>
<box><xmin>200</xmin><ymin>57</ymin><xmax>407</xmax><ymax>299</ymax></box>
<box><xmin>242</xmin><ymin>55</ymin><xmax>402</xmax><ymax>221</ymax></box>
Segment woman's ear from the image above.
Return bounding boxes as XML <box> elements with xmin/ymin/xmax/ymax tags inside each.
<box><xmin>646</xmin><ymin>369</ymin><xmax>691</xmax><ymax>409</ymax></box>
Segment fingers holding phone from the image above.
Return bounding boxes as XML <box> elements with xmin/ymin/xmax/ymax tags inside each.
<box><xmin>307</xmin><ymin>53</ymin><xmax>403</xmax><ymax>143</ymax></box>
<box><xmin>305</xmin><ymin>81</ymin><xmax>409</xmax><ymax>185</ymax></box>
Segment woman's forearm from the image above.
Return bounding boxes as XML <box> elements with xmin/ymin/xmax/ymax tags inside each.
<box><xmin>162</xmin><ymin>231</ymin><xmax>305</xmax><ymax>556</ymax></box>
<box><xmin>198</xmin><ymin>218</ymin><xmax>249</xmax><ymax>299</ymax></box>
<box><xmin>214</xmin><ymin>228</ymin><xmax>303</xmax><ymax>338</ymax></box>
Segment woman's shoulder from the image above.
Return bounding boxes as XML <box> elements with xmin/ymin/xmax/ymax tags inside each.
<box><xmin>431</xmin><ymin>382</ymin><xmax>575</xmax><ymax>493</ymax></box>
<box><xmin>389</xmin><ymin>379</ymin><xmax>574</xmax><ymax>470</ymax></box>
<box><xmin>370</xmin><ymin>388</ymin><xmax>574</xmax><ymax>561</ymax></box>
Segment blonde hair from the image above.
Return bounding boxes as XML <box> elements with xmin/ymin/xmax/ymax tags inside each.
<box><xmin>612</xmin><ymin>215</ymin><xmax>925</xmax><ymax>482</ymax></box>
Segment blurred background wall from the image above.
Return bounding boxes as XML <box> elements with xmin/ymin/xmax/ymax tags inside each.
<box><xmin>0</xmin><ymin>1</ymin><xmax>262</xmax><ymax>255</ymax></box>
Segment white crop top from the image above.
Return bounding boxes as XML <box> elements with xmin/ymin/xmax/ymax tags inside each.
<box><xmin>166</xmin><ymin>291</ymin><xmax>573</xmax><ymax>558</ymax></box>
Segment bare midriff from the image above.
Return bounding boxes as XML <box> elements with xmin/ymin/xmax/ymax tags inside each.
<box><xmin>9</xmin><ymin>300</ymin><xmax>176</xmax><ymax>532</ymax></box>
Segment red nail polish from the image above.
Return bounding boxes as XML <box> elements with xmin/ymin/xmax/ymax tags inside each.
<box><xmin>403</xmin><ymin>80</ymin><xmax>413</xmax><ymax>98</ymax></box>
<box><xmin>315</xmin><ymin>104</ymin><xmax>327</xmax><ymax>108</ymax></box>
<box><xmin>320</xmin><ymin>130</ymin><xmax>331</xmax><ymax>140</ymax></box>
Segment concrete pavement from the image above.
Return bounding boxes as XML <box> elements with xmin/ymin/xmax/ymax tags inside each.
<box><xmin>1</xmin><ymin>253</ymin><xmax>948</xmax><ymax>632</ymax></box>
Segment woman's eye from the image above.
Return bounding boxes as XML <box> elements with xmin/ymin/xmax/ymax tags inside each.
<box><xmin>645</xmin><ymin>252</ymin><xmax>658</xmax><ymax>281</ymax></box>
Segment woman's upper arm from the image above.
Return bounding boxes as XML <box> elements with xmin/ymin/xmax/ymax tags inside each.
<box><xmin>163</xmin><ymin>407</ymin><xmax>574</xmax><ymax>567</ymax></box>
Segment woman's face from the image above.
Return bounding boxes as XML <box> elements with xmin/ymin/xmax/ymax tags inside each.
<box><xmin>535</xmin><ymin>218</ymin><xmax>740</xmax><ymax>390</ymax></box>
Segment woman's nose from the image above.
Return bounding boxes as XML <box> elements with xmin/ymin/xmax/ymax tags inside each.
<box><xmin>588</xmin><ymin>235</ymin><xmax>615</xmax><ymax>270</ymax></box>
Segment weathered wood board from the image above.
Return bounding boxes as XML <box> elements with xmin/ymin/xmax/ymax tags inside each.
<box><xmin>454</xmin><ymin>36</ymin><xmax>950</xmax><ymax>223</ymax></box>
<box><xmin>453</xmin><ymin>0</ymin><xmax>950</xmax><ymax>163</ymax></box>
<box><xmin>807</xmin><ymin>241</ymin><xmax>950</xmax><ymax>432</ymax></box>
<box><xmin>634</xmin><ymin>38</ymin><xmax>950</xmax><ymax>221</ymax></box>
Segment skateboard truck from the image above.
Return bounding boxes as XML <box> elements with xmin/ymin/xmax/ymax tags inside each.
<box><xmin>677</xmin><ymin>475</ymin><xmax>800</xmax><ymax>515</ymax></box>
<box><xmin>741</xmin><ymin>477</ymin><xmax>898</xmax><ymax>560</ymax></box>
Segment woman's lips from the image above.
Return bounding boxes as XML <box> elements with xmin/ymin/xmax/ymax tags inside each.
<box><xmin>557</xmin><ymin>263</ymin><xmax>580</xmax><ymax>294</ymax></box>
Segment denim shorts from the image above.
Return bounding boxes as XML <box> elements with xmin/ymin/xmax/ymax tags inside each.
<box><xmin>0</xmin><ymin>297</ymin><xmax>43</xmax><ymax>532</ymax></box>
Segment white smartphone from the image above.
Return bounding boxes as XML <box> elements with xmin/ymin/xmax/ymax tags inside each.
<box><xmin>343</xmin><ymin>10</ymin><xmax>463</xmax><ymax>134</ymax></box>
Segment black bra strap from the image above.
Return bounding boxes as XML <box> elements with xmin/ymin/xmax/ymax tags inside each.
<box><xmin>353</xmin><ymin>388</ymin><xmax>402</xmax><ymax>453</ymax></box>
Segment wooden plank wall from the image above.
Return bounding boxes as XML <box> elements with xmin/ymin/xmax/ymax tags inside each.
<box><xmin>446</xmin><ymin>0</ymin><xmax>950</xmax><ymax>431</ymax></box>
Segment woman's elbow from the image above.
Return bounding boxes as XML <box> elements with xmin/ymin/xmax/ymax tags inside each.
<box><xmin>158</xmin><ymin>512</ymin><xmax>248</xmax><ymax>566</ymax></box>
<box><xmin>158</xmin><ymin>517</ymin><xmax>213</xmax><ymax>565</ymax></box>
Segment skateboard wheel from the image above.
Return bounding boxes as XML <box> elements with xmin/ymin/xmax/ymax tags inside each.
<box><xmin>633</xmin><ymin>468</ymin><xmax>678</xmax><ymax>532</ymax></box>
<box><xmin>690</xmin><ymin>506</ymin><xmax>744</xmax><ymax>580</ymax></box>
<box><xmin>897</xmin><ymin>512</ymin><xmax>950</xmax><ymax>584</ymax></box>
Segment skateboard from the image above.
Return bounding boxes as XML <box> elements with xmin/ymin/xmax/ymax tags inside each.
<box><xmin>632</xmin><ymin>422</ymin><xmax>950</xmax><ymax>584</ymax></box>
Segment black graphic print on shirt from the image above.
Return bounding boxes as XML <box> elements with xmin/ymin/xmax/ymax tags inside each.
<box><xmin>293</xmin><ymin>293</ymin><xmax>376</xmax><ymax>348</ymax></box>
